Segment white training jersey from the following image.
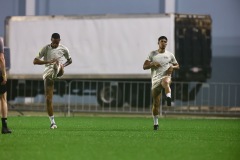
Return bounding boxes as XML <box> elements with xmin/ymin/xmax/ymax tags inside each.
<box><xmin>35</xmin><ymin>44</ymin><xmax>71</xmax><ymax>79</ymax></box>
<box><xmin>146</xmin><ymin>50</ymin><xmax>178</xmax><ymax>89</ymax></box>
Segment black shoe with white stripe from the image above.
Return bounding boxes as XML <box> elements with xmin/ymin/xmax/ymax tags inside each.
<box><xmin>153</xmin><ymin>125</ymin><xmax>159</xmax><ymax>130</ymax></box>
<box><xmin>167</xmin><ymin>97</ymin><xmax>171</xmax><ymax>106</ymax></box>
<box><xmin>2</xmin><ymin>127</ymin><xmax>12</xmax><ymax>134</ymax></box>
<box><xmin>50</xmin><ymin>123</ymin><xmax>57</xmax><ymax>129</ymax></box>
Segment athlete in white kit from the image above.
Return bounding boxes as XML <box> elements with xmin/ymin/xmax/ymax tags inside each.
<box><xmin>143</xmin><ymin>36</ymin><xmax>179</xmax><ymax>130</ymax></box>
<box><xmin>0</xmin><ymin>37</ymin><xmax>12</xmax><ymax>134</ymax></box>
<box><xmin>33</xmin><ymin>33</ymin><xmax>72</xmax><ymax>129</ymax></box>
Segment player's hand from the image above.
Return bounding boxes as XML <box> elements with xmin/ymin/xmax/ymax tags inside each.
<box><xmin>49</xmin><ymin>59</ymin><xmax>58</xmax><ymax>64</ymax></box>
<box><xmin>150</xmin><ymin>62</ymin><xmax>161</xmax><ymax>69</ymax></box>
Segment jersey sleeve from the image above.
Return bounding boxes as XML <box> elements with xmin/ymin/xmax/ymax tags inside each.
<box><xmin>63</xmin><ymin>47</ymin><xmax>71</xmax><ymax>59</ymax></box>
<box><xmin>36</xmin><ymin>45</ymin><xmax>48</xmax><ymax>59</ymax></box>
<box><xmin>170</xmin><ymin>53</ymin><xmax>178</xmax><ymax>64</ymax></box>
<box><xmin>146</xmin><ymin>51</ymin><xmax>153</xmax><ymax>62</ymax></box>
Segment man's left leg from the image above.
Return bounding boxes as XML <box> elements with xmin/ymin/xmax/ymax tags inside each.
<box><xmin>161</xmin><ymin>77</ymin><xmax>172</xmax><ymax>106</ymax></box>
<box><xmin>44</xmin><ymin>78</ymin><xmax>57</xmax><ymax>129</ymax></box>
<box><xmin>152</xmin><ymin>86</ymin><xmax>162</xmax><ymax>130</ymax></box>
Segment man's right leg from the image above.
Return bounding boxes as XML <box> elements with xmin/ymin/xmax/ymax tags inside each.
<box><xmin>44</xmin><ymin>78</ymin><xmax>57</xmax><ymax>129</ymax></box>
<box><xmin>152</xmin><ymin>86</ymin><xmax>162</xmax><ymax>130</ymax></box>
<box><xmin>52</xmin><ymin>61</ymin><xmax>64</xmax><ymax>79</ymax></box>
<box><xmin>1</xmin><ymin>93</ymin><xmax>12</xmax><ymax>134</ymax></box>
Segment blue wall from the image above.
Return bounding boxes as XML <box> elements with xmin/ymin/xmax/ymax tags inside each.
<box><xmin>1</xmin><ymin>0</ymin><xmax>239</xmax><ymax>56</ymax></box>
<box><xmin>37</xmin><ymin>0</ymin><xmax>162</xmax><ymax>15</ymax></box>
<box><xmin>0</xmin><ymin>0</ymin><xmax>239</xmax><ymax>82</ymax></box>
<box><xmin>0</xmin><ymin>0</ymin><xmax>163</xmax><ymax>37</ymax></box>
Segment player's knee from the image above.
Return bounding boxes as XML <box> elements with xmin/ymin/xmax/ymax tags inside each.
<box><xmin>161</xmin><ymin>80</ymin><xmax>170</xmax><ymax>88</ymax></box>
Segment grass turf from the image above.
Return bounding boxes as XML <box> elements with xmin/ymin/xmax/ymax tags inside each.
<box><xmin>0</xmin><ymin>116</ymin><xmax>240</xmax><ymax>160</ymax></box>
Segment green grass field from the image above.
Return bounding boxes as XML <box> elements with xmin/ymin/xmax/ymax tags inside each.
<box><xmin>0</xmin><ymin>115</ymin><xmax>240</xmax><ymax>160</ymax></box>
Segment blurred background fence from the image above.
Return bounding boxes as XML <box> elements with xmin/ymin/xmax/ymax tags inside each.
<box><xmin>7</xmin><ymin>79</ymin><xmax>240</xmax><ymax>116</ymax></box>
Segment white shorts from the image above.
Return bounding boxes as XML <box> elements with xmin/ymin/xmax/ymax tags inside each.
<box><xmin>43</xmin><ymin>63</ymin><xmax>61</xmax><ymax>80</ymax></box>
<box><xmin>152</xmin><ymin>75</ymin><xmax>171</xmax><ymax>89</ymax></box>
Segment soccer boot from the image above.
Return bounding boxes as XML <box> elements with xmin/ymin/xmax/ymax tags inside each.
<box><xmin>2</xmin><ymin>127</ymin><xmax>12</xmax><ymax>134</ymax></box>
<box><xmin>166</xmin><ymin>97</ymin><xmax>171</xmax><ymax>106</ymax></box>
<box><xmin>50</xmin><ymin>123</ymin><xmax>57</xmax><ymax>129</ymax></box>
<box><xmin>153</xmin><ymin>125</ymin><xmax>159</xmax><ymax>130</ymax></box>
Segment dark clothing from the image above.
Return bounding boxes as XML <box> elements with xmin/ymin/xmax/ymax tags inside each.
<box><xmin>0</xmin><ymin>38</ymin><xmax>6</xmax><ymax>94</ymax></box>
<box><xmin>0</xmin><ymin>72</ymin><xmax>7</xmax><ymax>94</ymax></box>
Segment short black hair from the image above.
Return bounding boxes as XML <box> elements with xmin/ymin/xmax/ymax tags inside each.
<box><xmin>51</xmin><ymin>33</ymin><xmax>60</xmax><ymax>39</ymax></box>
<box><xmin>158</xmin><ymin>36</ymin><xmax>167</xmax><ymax>42</ymax></box>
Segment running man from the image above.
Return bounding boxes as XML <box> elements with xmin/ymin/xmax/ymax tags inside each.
<box><xmin>143</xmin><ymin>36</ymin><xmax>179</xmax><ymax>130</ymax></box>
<box><xmin>0</xmin><ymin>37</ymin><xmax>11</xmax><ymax>134</ymax></box>
<box><xmin>33</xmin><ymin>33</ymin><xmax>72</xmax><ymax>129</ymax></box>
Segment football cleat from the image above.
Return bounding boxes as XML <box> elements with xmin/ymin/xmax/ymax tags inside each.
<box><xmin>167</xmin><ymin>97</ymin><xmax>171</xmax><ymax>106</ymax></box>
<box><xmin>50</xmin><ymin>123</ymin><xmax>57</xmax><ymax>129</ymax></box>
<box><xmin>2</xmin><ymin>127</ymin><xmax>12</xmax><ymax>134</ymax></box>
<box><xmin>153</xmin><ymin>125</ymin><xmax>159</xmax><ymax>131</ymax></box>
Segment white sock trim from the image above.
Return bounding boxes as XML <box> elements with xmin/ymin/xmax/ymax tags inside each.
<box><xmin>153</xmin><ymin>115</ymin><xmax>158</xmax><ymax>125</ymax></box>
<box><xmin>49</xmin><ymin>115</ymin><xmax>56</xmax><ymax>124</ymax></box>
<box><xmin>166</xmin><ymin>93</ymin><xmax>171</xmax><ymax>98</ymax></box>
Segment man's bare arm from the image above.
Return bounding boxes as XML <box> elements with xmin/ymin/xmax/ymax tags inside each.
<box><xmin>63</xmin><ymin>58</ymin><xmax>72</xmax><ymax>67</ymax></box>
<box><xmin>143</xmin><ymin>60</ymin><xmax>161</xmax><ymax>70</ymax></box>
<box><xmin>33</xmin><ymin>58</ymin><xmax>56</xmax><ymax>65</ymax></box>
<box><xmin>166</xmin><ymin>63</ymin><xmax>180</xmax><ymax>75</ymax></box>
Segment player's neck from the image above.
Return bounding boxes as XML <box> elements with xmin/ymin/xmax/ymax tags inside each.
<box><xmin>158</xmin><ymin>48</ymin><xmax>165</xmax><ymax>53</ymax></box>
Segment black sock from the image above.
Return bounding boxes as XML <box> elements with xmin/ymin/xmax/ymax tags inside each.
<box><xmin>1</xmin><ymin>118</ymin><xmax>7</xmax><ymax>128</ymax></box>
